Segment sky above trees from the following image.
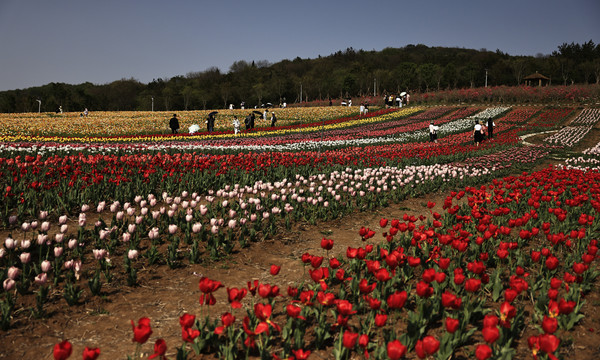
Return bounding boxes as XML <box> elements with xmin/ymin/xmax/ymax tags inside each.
<box><xmin>0</xmin><ymin>0</ymin><xmax>598</xmax><ymax>91</ymax></box>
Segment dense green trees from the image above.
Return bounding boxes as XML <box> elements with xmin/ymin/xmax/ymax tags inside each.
<box><xmin>1</xmin><ymin>42</ymin><xmax>598</xmax><ymax>113</ymax></box>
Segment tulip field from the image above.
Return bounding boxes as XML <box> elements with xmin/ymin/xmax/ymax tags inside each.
<box><xmin>1</xmin><ymin>105</ymin><xmax>600</xmax><ymax>359</ymax></box>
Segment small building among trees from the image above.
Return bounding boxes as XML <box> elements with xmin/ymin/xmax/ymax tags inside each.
<box><xmin>523</xmin><ymin>72</ymin><xmax>550</xmax><ymax>87</ymax></box>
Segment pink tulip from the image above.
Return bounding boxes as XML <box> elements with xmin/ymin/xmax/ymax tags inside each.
<box><xmin>20</xmin><ymin>240</ymin><xmax>31</xmax><ymax>250</ymax></box>
<box><xmin>55</xmin><ymin>233</ymin><xmax>64</xmax><ymax>243</ymax></box>
<box><xmin>5</xmin><ymin>238</ymin><xmax>15</xmax><ymax>250</ymax></box>
<box><xmin>228</xmin><ymin>220</ymin><xmax>237</xmax><ymax>229</ymax></box>
<box><xmin>19</xmin><ymin>252</ymin><xmax>31</xmax><ymax>264</ymax></box>
<box><xmin>186</xmin><ymin>214</ymin><xmax>193</xmax><ymax>222</ymax></box>
<box><xmin>40</xmin><ymin>221</ymin><xmax>50</xmax><ymax>232</ymax></box>
<box><xmin>78</xmin><ymin>213</ymin><xmax>87</xmax><ymax>227</ymax></box>
<box><xmin>122</xmin><ymin>233</ymin><xmax>131</xmax><ymax>243</ymax></box>
<box><xmin>39</xmin><ymin>210</ymin><xmax>49</xmax><ymax>220</ymax></box>
<box><xmin>59</xmin><ymin>215</ymin><xmax>68</xmax><ymax>225</ymax></box>
<box><xmin>200</xmin><ymin>205</ymin><xmax>208</xmax><ymax>215</ymax></box>
<box><xmin>3</xmin><ymin>278</ymin><xmax>15</xmax><ymax>291</ymax></box>
<box><xmin>128</xmin><ymin>224</ymin><xmax>136</xmax><ymax>234</ymax></box>
<box><xmin>60</xmin><ymin>224</ymin><xmax>68</xmax><ymax>234</ymax></box>
<box><xmin>34</xmin><ymin>272</ymin><xmax>48</xmax><ymax>286</ymax></box>
<box><xmin>7</xmin><ymin>266</ymin><xmax>20</xmax><ymax>280</ymax></box>
<box><xmin>54</xmin><ymin>246</ymin><xmax>63</xmax><ymax>257</ymax></box>
<box><xmin>211</xmin><ymin>225</ymin><xmax>219</xmax><ymax>234</ymax></box>
<box><xmin>68</xmin><ymin>239</ymin><xmax>78</xmax><ymax>249</ymax></box>
<box><xmin>8</xmin><ymin>215</ymin><xmax>17</xmax><ymax>225</ymax></box>
<box><xmin>128</xmin><ymin>249</ymin><xmax>139</xmax><ymax>260</ymax></box>
<box><xmin>192</xmin><ymin>223</ymin><xmax>202</xmax><ymax>233</ymax></box>
<box><xmin>41</xmin><ymin>260</ymin><xmax>52</xmax><ymax>273</ymax></box>
<box><xmin>81</xmin><ymin>204</ymin><xmax>90</xmax><ymax>213</ymax></box>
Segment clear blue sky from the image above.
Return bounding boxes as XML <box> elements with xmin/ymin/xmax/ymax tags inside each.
<box><xmin>0</xmin><ymin>0</ymin><xmax>598</xmax><ymax>91</ymax></box>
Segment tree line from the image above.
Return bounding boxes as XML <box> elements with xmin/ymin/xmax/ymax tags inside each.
<box><xmin>1</xmin><ymin>41</ymin><xmax>598</xmax><ymax>113</ymax></box>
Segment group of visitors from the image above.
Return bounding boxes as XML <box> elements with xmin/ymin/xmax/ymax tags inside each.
<box><xmin>473</xmin><ymin>117</ymin><xmax>495</xmax><ymax>146</ymax></box>
<box><xmin>428</xmin><ymin>117</ymin><xmax>495</xmax><ymax>145</ymax></box>
<box><xmin>383</xmin><ymin>93</ymin><xmax>410</xmax><ymax>108</ymax></box>
<box><xmin>168</xmin><ymin>110</ymin><xmax>277</xmax><ymax>135</ymax></box>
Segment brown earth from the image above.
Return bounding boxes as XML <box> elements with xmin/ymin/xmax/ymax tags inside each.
<box><xmin>1</xmin><ymin>126</ymin><xmax>600</xmax><ymax>360</ymax></box>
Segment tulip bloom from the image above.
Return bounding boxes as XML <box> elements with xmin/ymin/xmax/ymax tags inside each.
<box><xmin>53</xmin><ymin>340</ymin><xmax>72</xmax><ymax>360</ymax></box>
<box><xmin>475</xmin><ymin>344</ymin><xmax>492</xmax><ymax>360</ymax></box>
<box><xmin>269</xmin><ymin>264</ymin><xmax>281</xmax><ymax>275</ymax></box>
<box><xmin>387</xmin><ymin>339</ymin><xmax>407</xmax><ymax>360</ymax></box>
<box><xmin>131</xmin><ymin>317</ymin><xmax>153</xmax><ymax>344</ymax></box>
<box><xmin>82</xmin><ymin>347</ymin><xmax>101</xmax><ymax>360</ymax></box>
<box><xmin>148</xmin><ymin>339</ymin><xmax>167</xmax><ymax>360</ymax></box>
<box><xmin>415</xmin><ymin>336</ymin><xmax>440</xmax><ymax>358</ymax></box>
<box><xmin>387</xmin><ymin>290</ymin><xmax>408</xmax><ymax>309</ymax></box>
<box><xmin>342</xmin><ymin>330</ymin><xmax>359</xmax><ymax>349</ymax></box>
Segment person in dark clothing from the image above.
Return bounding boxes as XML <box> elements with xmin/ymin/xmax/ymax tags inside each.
<box><xmin>249</xmin><ymin>113</ymin><xmax>256</xmax><ymax>129</ymax></box>
<box><xmin>244</xmin><ymin>114</ymin><xmax>251</xmax><ymax>131</ymax></box>
<box><xmin>487</xmin><ymin>117</ymin><xmax>495</xmax><ymax>139</ymax></box>
<box><xmin>169</xmin><ymin>114</ymin><xmax>180</xmax><ymax>134</ymax></box>
<box><xmin>270</xmin><ymin>112</ymin><xmax>277</xmax><ymax>127</ymax></box>
<box><xmin>206</xmin><ymin>114</ymin><xmax>215</xmax><ymax>132</ymax></box>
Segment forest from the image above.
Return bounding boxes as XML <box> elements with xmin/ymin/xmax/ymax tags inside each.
<box><xmin>0</xmin><ymin>41</ymin><xmax>598</xmax><ymax>113</ymax></box>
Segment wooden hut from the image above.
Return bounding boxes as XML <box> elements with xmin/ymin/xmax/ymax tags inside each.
<box><xmin>524</xmin><ymin>72</ymin><xmax>550</xmax><ymax>87</ymax></box>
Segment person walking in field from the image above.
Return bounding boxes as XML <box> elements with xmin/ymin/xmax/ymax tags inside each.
<box><xmin>233</xmin><ymin>116</ymin><xmax>240</xmax><ymax>135</ymax></box>
<box><xmin>270</xmin><ymin>112</ymin><xmax>277</xmax><ymax>127</ymax></box>
<box><xmin>473</xmin><ymin>120</ymin><xmax>483</xmax><ymax>146</ymax></box>
<box><xmin>169</xmin><ymin>114</ymin><xmax>180</xmax><ymax>134</ymax></box>
<box><xmin>487</xmin><ymin>117</ymin><xmax>495</xmax><ymax>139</ymax></box>
<box><xmin>429</xmin><ymin>121</ymin><xmax>439</xmax><ymax>143</ymax></box>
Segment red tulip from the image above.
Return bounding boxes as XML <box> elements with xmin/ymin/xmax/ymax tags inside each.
<box><xmin>422</xmin><ymin>268</ymin><xmax>436</xmax><ymax>283</ymax></box>
<box><xmin>475</xmin><ymin>344</ymin><xmax>492</xmax><ymax>360</ymax></box>
<box><xmin>82</xmin><ymin>347</ymin><xmax>101</xmax><ymax>360</ymax></box>
<box><xmin>558</xmin><ymin>298</ymin><xmax>576</xmax><ymax>314</ymax></box>
<box><xmin>131</xmin><ymin>317</ymin><xmax>152</xmax><ymax>344</ymax></box>
<box><xmin>269</xmin><ymin>264</ymin><xmax>281</xmax><ymax>275</ymax></box>
<box><xmin>539</xmin><ymin>334</ymin><xmax>560</xmax><ymax>353</ymax></box>
<box><xmin>286</xmin><ymin>303</ymin><xmax>305</xmax><ymax>320</ymax></box>
<box><xmin>386</xmin><ymin>339</ymin><xmax>407</xmax><ymax>360</ymax></box>
<box><xmin>342</xmin><ymin>330</ymin><xmax>359</xmax><ymax>349</ymax></box>
<box><xmin>464</xmin><ymin>278</ymin><xmax>481</xmax><ymax>293</ymax></box>
<box><xmin>415</xmin><ymin>336</ymin><xmax>439</xmax><ymax>358</ymax></box>
<box><xmin>358</xmin><ymin>279</ymin><xmax>376</xmax><ymax>294</ymax></box>
<box><xmin>379</xmin><ymin>218</ymin><xmax>389</xmax><ymax>228</ymax></box>
<box><xmin>320</xmin><ymin>237</ymin><xmax>334</xmax><ymax>250</ymax></box>
<box><xmin>198</xmin><ymin>276</ymin><xmax>223</xmax><ymax>293</ymax></box>
<box><xmin>482</xmin><ymin>325</ymin><xmax>500</xmax><ymax>344</ymax></box>
<box><xmin>182</xmin><ymin>326</ymin><xmax>201</xmax><ymax>342</ymax></box>
<box><xmin>292</xmin><ymin>349</ymin><xmax>311</xmax><ymax>360</ymax></box>
<box><xmin>179</xmin><ymin>313</ymin><xmax>196</xmax><ymax>329</ymax></box>
<box><xmin>227</xmin><ymin>287</ymin><xmax>248</xmax><ymax>308</ymax></box>
<box><xmin>387</xmin><ymin>290</ymin><xmax>407</xmax><ymax>309</ymax></box>
<box><xmin>336</xmin><ymin>299</ymin><xmax>357</xmax><ymax>316</ymax></box>
<box><xmin>542</xmin><ymin>315</ymin><xmax>558</xmax><ymax>334</ymax></box>
<box><xmin>374</xmin><ymin>313</ymin><xmax>388</xmax><ymax>327</ymax></box>
<box><xmin>53</xmin><ymin>340</ymin><xmax>72</xmax><ymax>360</ymax></box>
<box><xmin>545</xmin><ymin>255</ymin><xmax>559</xmax><ymax>270</ymax></box>
<box><xmin>446</xmin><ymin>317</ymin><xmax>460</xmax><ymax>333</ymax></box>
<box><xmin>148</xmin><ymin>339</ymin><xmax>167</xmax><ymax>360</ymax></box>
<box><xmin>416</xmin><ymin>281</ymin><xmax>433</xmax><ymax>298</ymax></box>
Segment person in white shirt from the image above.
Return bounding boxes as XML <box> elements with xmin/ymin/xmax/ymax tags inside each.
<box><xmin>473</xmin><ymin>121</ymin><xmax>483</xmax><ymax>146</ymax></box>
<box><xmin>429</xmin><ymin>121</ymin><xmax>439</xmax><ymax>143</ymax></box>
<box><xmin>232</xmin><ymin>116</ymin><xmax>240</xmax><ymax>135</ymax></box>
